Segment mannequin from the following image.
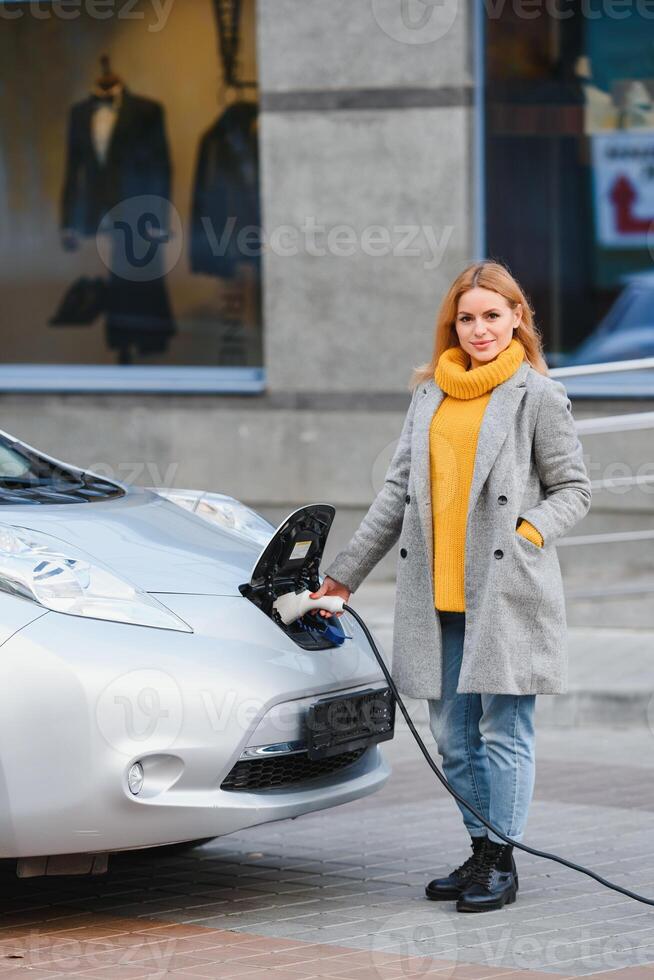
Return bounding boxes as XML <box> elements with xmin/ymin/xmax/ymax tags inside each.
<box><xmin>56</xmin><ymin>55</ymin><xmax>176</xmax><ymax>362</ymax></box>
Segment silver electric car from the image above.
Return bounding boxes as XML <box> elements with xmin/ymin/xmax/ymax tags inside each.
<box><xmin>0</xmin><ymin>431</ymin><xmax>393</xmax><ymax>876</ymax></box>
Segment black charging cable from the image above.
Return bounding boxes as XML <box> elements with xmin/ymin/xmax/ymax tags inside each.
<box><xmin>342</xmin><ymin>602</ymin><xmax>654</xmax><ymax>907</ymax></box>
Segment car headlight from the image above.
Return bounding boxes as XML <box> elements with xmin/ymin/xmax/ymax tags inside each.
<box><xmin>0</xmin><ymin>525</ymin><xmax>191</xmax><ymax>632</ymax></box>
<box><xmin>152</xmin><ymin>488</ymin><xmax>275</xmax><ymax>546</ymax></box>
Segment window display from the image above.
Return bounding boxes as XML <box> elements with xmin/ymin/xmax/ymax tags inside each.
<box><xmin>485</xmin><ymin>5</ymin><xmax>654</xmax><ymax>366</ymax></box>
<box><xmin>0</xmin><ymin>0</ymin><xmax>262</xmax><ymax>388</ymax></box>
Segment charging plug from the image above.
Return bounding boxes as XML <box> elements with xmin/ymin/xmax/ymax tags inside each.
<box><xmin>272</xmin><ymin>589</ymin><xmax>344</xmax><ymax>625</ymax></box>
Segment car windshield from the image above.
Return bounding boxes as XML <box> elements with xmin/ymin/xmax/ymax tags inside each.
<box><xmin>0</xmin><ymin>436</ymin><xmax>125</xmax><ymax>504</ymax></box>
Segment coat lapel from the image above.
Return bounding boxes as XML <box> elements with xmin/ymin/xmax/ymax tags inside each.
<box><xmin>411</xmin><ymin>357</ymin><xmax>531</xmax><ymax>580</ymax></box>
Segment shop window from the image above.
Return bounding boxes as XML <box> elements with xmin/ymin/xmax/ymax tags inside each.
<box><xmin>0</xmin><ymin>0</ymin><xmax>263</xmax><ymax>390</ymax></box>
<box><xmin>485</xmin><ymin>2</ymin><xmax>654</xmax><ymax>370</ymax></box>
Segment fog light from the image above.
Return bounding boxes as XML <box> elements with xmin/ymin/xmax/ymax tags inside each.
<box><xmin>127</xmin><ymin>762</ymin><xmax>144</xmax><ymax>796</ymax></box>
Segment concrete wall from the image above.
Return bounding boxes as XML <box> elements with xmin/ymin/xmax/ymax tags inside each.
<box><xmin>257</xmin><ymin>0</ymin><xmax>476</xmax><ymax>393</ymax></box>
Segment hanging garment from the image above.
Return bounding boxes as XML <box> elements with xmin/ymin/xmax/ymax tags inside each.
<box><xmin>59</xmin><ymin>86</ymin><xmax>176</xmax><ymax>358</ymax></box>
<box><xmin>60</xmin><ymin>85</ymin><xmax>172</xmax><ymax>236</ymax></box>
<box><xmin>189</xmin><ymin>100</ymin><xmax>261</xmax><ymax>278</ymax></box>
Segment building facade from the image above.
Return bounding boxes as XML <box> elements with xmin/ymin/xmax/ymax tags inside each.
<box><xmin>1</xmin><ymin>0</ymin><xmax>653</xmax><ymax>577</ymax></box>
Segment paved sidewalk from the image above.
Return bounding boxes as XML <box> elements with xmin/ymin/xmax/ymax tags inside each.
<box><xmin>1</xmin><ymin>723</ymin><xmax>654</xmax><ymax>978</ymax></box>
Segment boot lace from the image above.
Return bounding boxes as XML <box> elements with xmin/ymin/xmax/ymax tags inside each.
<box><xmin>452</xmin><ymin>843</ymin><xmax>485</xmax><ymax>880</ymax></box>
<box><xmin>466</xmin><ymin>847</ymin><xmax>501</xmax><ymax>888</ymax></box>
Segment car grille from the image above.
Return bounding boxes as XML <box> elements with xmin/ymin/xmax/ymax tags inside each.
<box><xmin>220</xmin><ymin>746</ymin><xmax>367</xmax><ymax>792</ymax></box>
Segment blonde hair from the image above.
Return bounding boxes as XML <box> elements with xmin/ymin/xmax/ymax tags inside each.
<box><xmin>410</xmin><ymin>260</ymin><xmax>549</xmax><ymax>390</ymax></box>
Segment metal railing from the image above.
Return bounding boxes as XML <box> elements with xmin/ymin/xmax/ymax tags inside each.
<box><xmin>550</xmin><ymin>355</ymin><xmax>654</xmax><ymax>378</ymax></box>
<box><xmin>545</xmin><ymin>356</ymin><xmax>653</xmax><ymax>600</ymax></box>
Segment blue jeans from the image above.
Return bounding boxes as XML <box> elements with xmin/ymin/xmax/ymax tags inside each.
<box><xmin>427</xmin><ymin>610</ymin><xmax>536</xmax><ymax>845</ymax></box>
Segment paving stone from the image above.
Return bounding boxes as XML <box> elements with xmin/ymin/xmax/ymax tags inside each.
<box><xmin>1</xmin><ymin>722</ymin><xmax>654</xmax><ymax>976</ymax></box>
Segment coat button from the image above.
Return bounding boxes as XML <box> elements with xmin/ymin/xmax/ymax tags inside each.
<box><xmin>405</xmin><ymin>493</ymin><xmax>411</xmax><ymax>504</ymax></box>
<box><xmin>498</xmin><ymin>494</ymin><xmax>507</xmax><ymax>505</ymax></box>
<box><xmin>494</xmin><ymin>549</ymin><xmax>503</xmax><ymax>559</ymax></box>
<box><xmin>400</xmin><ymin>548</ymin><xmax>408</xmax><ymax>558</ymax></box>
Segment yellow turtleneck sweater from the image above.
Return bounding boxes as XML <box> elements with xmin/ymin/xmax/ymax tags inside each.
<box><xmin>430</xmin><ymin>337</ymin><xmax>542</xmax><ymax>612</ymax></box>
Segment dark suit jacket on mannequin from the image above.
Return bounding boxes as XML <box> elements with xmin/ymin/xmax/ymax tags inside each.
<box><xmin>61</xmin><ymin>85</ymin><xmax>171</xmax><ymax>235</ymax></box>
<box><xmin>58</xmin><ymin>85</ymin><xmax>176</xmax><ymax>358</ymax></box>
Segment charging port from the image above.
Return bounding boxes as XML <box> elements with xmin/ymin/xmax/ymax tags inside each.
<box><xmin>239</xmin><ymin>504</ymin><xmax>348</xmax><ymax>650</ymax></box>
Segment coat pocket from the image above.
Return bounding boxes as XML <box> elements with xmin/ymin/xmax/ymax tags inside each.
<box><xmin>497</xmin><ymin>532</ymin><xmax>545</xmax><ymax>623</ymax></box>
<box><xmin>514</xmin><ymin>529</ymin><xmax>543</xmax><ymax>554</ymax></box>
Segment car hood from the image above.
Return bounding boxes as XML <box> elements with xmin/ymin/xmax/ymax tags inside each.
<box><xmin>0</xmin><ymin>486</ymin><xmax>263</xmax><ymax>595</ymax></box>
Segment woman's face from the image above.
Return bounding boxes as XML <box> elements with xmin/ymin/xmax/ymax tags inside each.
<box><xmin>455</xmin><ymin>287</ymin><xmax>522</xmax><ymax>370</ymax></box>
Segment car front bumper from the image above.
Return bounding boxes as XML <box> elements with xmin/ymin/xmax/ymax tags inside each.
<box><xmin>0</xmin><ymin>594</ymin><xmax>391</xmax><ymax>859</ymax></box>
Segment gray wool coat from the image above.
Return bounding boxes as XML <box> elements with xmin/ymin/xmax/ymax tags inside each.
<box><xmin>323</xmin><ymin>357</ymin><xmax>592</xmax><ymax>698</ymax></box>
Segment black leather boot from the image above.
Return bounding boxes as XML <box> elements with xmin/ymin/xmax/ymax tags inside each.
<box><xmin>425</xmin><ymin>835</ymin><xmax>488</xmax><ymax>901</ymax></box>
<box><xmin>456</xmin><ymin>839</ymin><xmax>518</xmax><ymax>912</ymax></box>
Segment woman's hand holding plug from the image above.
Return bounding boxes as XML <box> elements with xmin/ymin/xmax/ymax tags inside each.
<box><xmin>309</xmin><ymin>576</ymin><xmax>350</xmax><ymax>618</ymax></box>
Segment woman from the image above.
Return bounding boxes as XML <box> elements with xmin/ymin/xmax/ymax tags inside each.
<box><xmin>310</xmin><ymin>260</ymin><xmax>592</xmax><ymax>913</ymax></box>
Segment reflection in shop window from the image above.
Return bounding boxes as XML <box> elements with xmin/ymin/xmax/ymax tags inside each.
<box><xmin>484</xmin><ymin>5</ymin><xmax>654</xmax><ymax>371</ymax></box>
